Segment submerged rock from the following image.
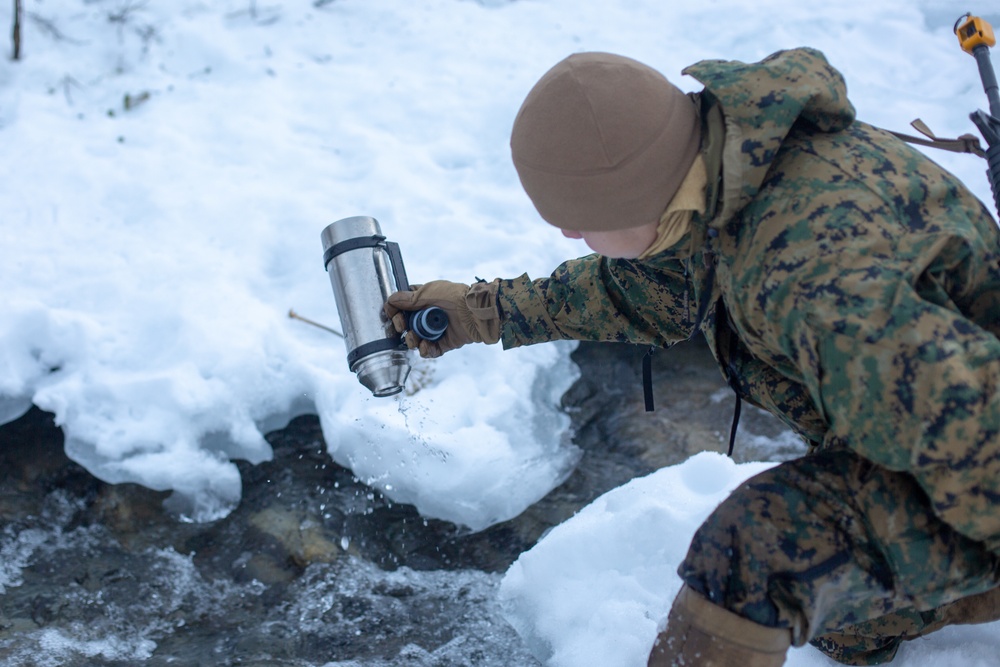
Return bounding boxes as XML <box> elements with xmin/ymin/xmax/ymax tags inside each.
<box><xmin>0</xmin><ymin>337</ymin><xmax>800</xmax><ymax>666</ymax></box>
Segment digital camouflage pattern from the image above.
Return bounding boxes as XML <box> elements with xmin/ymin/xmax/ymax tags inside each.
<box><xmin>680</xmin><ymin>448</ymin><xmax>1000</xmax><ymax>663</ymax></box>
<box><xmin>495</xmin><ymin>48</ymin><xmax>1000</xmax><ymax>661</ymax></box>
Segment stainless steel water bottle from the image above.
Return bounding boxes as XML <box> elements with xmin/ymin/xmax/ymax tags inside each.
<box><xmin>320</xmin><ymin>216</ymin><xmax>446</xmax><ymax>397</ymax></box>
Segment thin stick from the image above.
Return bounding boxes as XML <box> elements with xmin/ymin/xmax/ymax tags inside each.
<box><xmin>288</xmin><ymin>309</ymin><xmax>344</xmax><ymax>338</ymax></box>
<box><xmin>13</xmin><ymin>0</ymin><xmax>22</xmax><ymax>61</ymax></box>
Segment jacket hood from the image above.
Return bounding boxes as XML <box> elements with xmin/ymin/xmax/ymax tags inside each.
<box><xmin>683</xmin><ymin>48</ymin><xmax>856</xmax><ymax>221</ymax></box>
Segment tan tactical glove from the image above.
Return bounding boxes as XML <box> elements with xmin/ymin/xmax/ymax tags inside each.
<box><xmin>384</xmin><ymin>280</ymin><xmax>501</xmax><ymax>358</ymax></box>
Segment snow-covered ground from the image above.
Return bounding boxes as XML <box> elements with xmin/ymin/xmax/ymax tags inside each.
<box><xmin>2</xmin><ymin>1</ymin><xmax>999</xmax><ymax>665</ymax></box>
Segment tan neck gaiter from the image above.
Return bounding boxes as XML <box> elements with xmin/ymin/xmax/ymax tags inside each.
<box><xmin>638</xmin><ymin>154</ymin><xmax>708</xmax><ymax>260</ymax></box>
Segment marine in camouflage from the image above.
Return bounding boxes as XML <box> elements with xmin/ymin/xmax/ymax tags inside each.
<box><xmin>494</xmin><ymin>48</ymin><xmax>1000</xmax><ymax>661</ymax></box>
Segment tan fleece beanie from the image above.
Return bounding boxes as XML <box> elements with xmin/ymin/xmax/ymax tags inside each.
<box><xmin>510</xmin><ymin>52</ymin><xmax>702</xmax><ymax>232</ymax></box>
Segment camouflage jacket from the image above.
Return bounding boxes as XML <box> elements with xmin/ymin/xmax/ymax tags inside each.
<box><xmin>496</xmin><ymin>48</ymin><xmax>1000</xmax><ymax>545</ymax></box>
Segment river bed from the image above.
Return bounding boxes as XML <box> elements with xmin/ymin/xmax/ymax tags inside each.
<box><xmin>0</xmin><ymin>339</ymin><xmax>800</xmax><ymax>666</ymax></box>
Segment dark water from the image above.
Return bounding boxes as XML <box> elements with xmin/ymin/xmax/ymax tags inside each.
<box><xmin>0</xmin><ymin>338</ymin><xmax>801</xmax><ymax>666</ymax></box>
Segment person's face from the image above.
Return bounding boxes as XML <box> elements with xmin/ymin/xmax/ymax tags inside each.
<box><xmin>560</xmin><ymin>221</ymin><xmax>659</xmax><ymax>259</ymax></box>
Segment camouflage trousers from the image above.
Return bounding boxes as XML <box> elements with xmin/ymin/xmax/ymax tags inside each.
<box><xmin>677</xmin><ymin>448</ymin><xmax>1000</xmax><ymax>665</ymax></box>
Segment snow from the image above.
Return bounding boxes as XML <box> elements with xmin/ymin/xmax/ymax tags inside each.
<box><xmin>1</xmin><ymin>0</ymin><xmax>999</xmax><ymax>665</ymax></box>
<box><xmin>500</xmin><ymin>453</ymin><xmax>1000</xmax><ymax>667</ymax></box>
<box><xmin>499</xmin><ymin>453</ymin><xmax>779</xmax><ymax>666</ymax></box>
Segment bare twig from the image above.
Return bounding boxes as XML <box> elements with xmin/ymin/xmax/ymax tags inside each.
<box><xmin>107</xmin><ymin>0</ymin><xmax>148</xmax><ymax>25</ymax></box>
<box><xmin>107</xmin><ymin>0</ymin><xmax>149</xmax><ymax>44</ymax></box>
<box><xmin>60</xmin><ymin>75</ymin><xmax>82</xmax><ymax>105</ymax></box>
<box><xmin>12</xmin><ymin>0</ymin><xmax>22</xmax><ymax>60</ymax></box>
<box><xmin>28</xmin><ymin>12</ymin><xmax>84</xmax><ymax>44</ymax></box>
<box><xmin>288</xmin><ymin>309</ymin><xmax>344</xmax><ymax>338</ymax></box>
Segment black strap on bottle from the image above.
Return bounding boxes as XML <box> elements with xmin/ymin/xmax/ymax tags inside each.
<box><xmin>323</xmin><ymin>234</ymin><xmax>386</xmax><ymax>270</ymax></box>
<box><xmin>347</xmin><ymin>338</ymin><xmax>404</xmax><ymax>370</ymax></box>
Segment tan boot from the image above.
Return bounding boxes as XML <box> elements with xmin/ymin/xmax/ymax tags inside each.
<box><xmin>648</xmin><ymin>586</ymin><xmax>791</xmax><ymax>667</ymax></box>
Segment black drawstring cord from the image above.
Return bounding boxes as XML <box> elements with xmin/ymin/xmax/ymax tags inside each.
<box><xmin>717</xmin><ymin>301</ymin><xmax>743</xmax><ymax>458</ymax></box>
<box><xmin>643</xmin><ymin>346</ymin><xmax>656</xmax><ymax>412</ymax></box>
<box><xmin>642</xmin><ymin>230</ymin><xmax>718</xmax><ymax>416</ymax></box>
<box><xmin>641</xmin><ymin>228</ymin><xmax>741</xmax><ymax>458</ymax></box>
<box><xmin>727</xmin><ymin>389</ymin><xmax>742</xmax><ymax>457</ymax></box>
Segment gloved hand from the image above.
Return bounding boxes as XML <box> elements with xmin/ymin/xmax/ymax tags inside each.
<box><xmin>385</xmin><ymin>280</ymin><xmax>501</xmax><ymax>358</ymax></box>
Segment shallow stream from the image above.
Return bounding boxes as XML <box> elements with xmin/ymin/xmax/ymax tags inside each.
<box><xmin>0</xmin><ymin>339</ymin><xmax>800</xmax><ymax>666</ymax></box>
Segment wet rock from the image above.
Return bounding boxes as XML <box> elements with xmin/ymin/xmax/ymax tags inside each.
<box><xmin>92</xmin><ymin>484</ymin><xmax>174</xmax><ymax>551</ymax></box>
<box><xmin>248</xmin><ymin>506</ymin><xmax>342</xmax><ymax>567</ymax></box>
